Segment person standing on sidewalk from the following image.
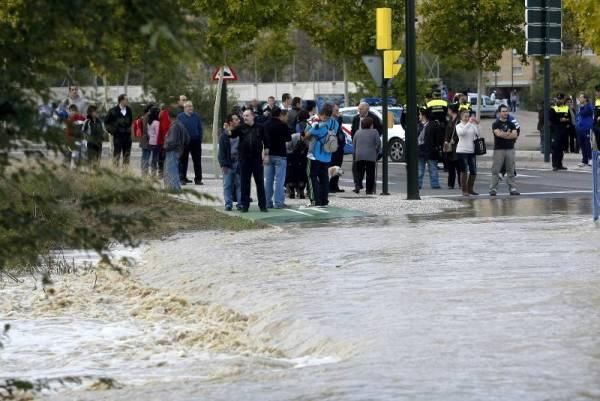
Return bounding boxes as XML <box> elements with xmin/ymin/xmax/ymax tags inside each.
<box><xmin>146</xmin><ymin>107</ymin><xmax>161</xmax><ymax>176</ymax></box>
<box><xmin>287</xmin><ymin>97</ymin><xmax>302</xmax><ymax>131</ymax></box>
<box><xmin>263</xmin><ymin>107</ymin><xmax>292</xmax><ymax>209</ymax></box>
<box><xmin>104</xmin><ymin>94</ymin><xmax>133</xmax><ymax>168</ymax></box>
<box><xmin>351</xmin><ymin>102</ymin><xmax>382</xmax><ymax>189</ymax></box>
<box><xmin>81</xmin><ymin>105</ymin><xmax>106</xmax><ymax>168</ymax></box>
<box><xmin>352</xmin><ymin>116</ymin><xmax>381</xmax><ymax>195</ymax></box>
<box><xmin>231</xmin><ymin>109</ymin><xmax>268</xmax><ymax>213</ymax></box>
<box><xmin>576</xmin><ymin>94</ymin><xmax>594</xmax><ymax>167</ymax></box>
<box><xmin>177</xmin><ymin>101</ymin><xmax>204</xmax><ymax>185</ymax></box>
<box><xmin>329</xmin><ymin>103</ymin><xmax>347</xmax><ymax>193</ymax></box>
<box><xmin>489</xmin><ymin>105</ymin><xmax>519</xmax><ymax>196</ymax></box>
<box><xmin>305</xmin><ymin>103</ymin><xmax>338</xmax><ymax>207</ymax></box>
<box><xmin>455</xmin><ymin>110</ymin><xmax>479</xmax><ymax>196</ymax></box>
<box><xmin>417</xmin><ymin>108</ymin><xmax>441</xmax><ymax>190</ymax></box>
<box><xmin>163</xmin><ymin>108</ymin><xmax>190</xmax><ymax>192</ymax></box>
<box><xmin>444</xmin><ymin>103</ymin><xmax>461</xmax><ymax>189</ymax></box>
<box><xmin>550</xmin><ymin>94</ymin><xmax>570</xmax><ymax>171</ymax></box>
<box><xmin>157</xmin><ymin>104</ymin><xmax>171</xmax><ymax>178</ymax></box>
<box><xmin>594</xmin><ymin>85</ymin><xmax>600</xmax><ymax>150</ymax></box>
<box><xmin>219</xmin><ymin>113</ymin><xmax>242</xmax><ymax>211</ymax></box>
<box><xmin>566</xmin><ymin>97</ymin><xmax>578</xmax><ymax>154</ymax></box>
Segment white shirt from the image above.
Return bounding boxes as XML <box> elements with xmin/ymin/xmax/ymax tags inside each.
<box><xmin>455</xmin><ymin>121</ymin><xmax>479</xmax><ymax>154</ymax></box>
<box><xmin>119</xmin><ymin>105</ymin><xmax>127</xmax><ymax>116</ymax></box>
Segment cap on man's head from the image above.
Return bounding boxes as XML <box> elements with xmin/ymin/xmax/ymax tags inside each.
<box><xmin>556</xmin><ymin>93</ymin><xmax>566</xmax><ymax>100</ymax></box>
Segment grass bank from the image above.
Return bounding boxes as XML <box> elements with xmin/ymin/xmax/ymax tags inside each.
<box><xmin>0</xmin><ymin>163</ymin><xmax>263</xmax><ymax>272</ymax></box>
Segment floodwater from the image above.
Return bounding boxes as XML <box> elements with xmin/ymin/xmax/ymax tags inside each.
<box><xmin>2</xmin><ymin>200</ymin><xmax>600</xmax><ymax>400</ymax></box>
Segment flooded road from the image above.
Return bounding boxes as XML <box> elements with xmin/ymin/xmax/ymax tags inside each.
<box><xmin>2</xmin><ymin>201</ymin><xmax>600</xmax><ymax>400</ymax></box>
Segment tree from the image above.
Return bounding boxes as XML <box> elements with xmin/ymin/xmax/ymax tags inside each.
<box><xmin>564</xmin><ymin>0</ymin><xmax>600</xmax><ymax>54</ymax></box>
<box><xmin>296</xmin><ymin>1</ymin><xmax>405</xmax><ymax>106</ymax></box>
<box><xmin>418</xmin><ymin>0</ymin><xmax>525</xmax><ymax>119</ymax></box>
<box><xmin>0</xmin><ymin>0</ymin><xmax>201</xmax><ymax>272</ymax></box>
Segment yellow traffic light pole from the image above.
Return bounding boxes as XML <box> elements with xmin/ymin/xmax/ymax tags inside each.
<box><xmin>376</xmin><ymin>8</ymin><xmax>402</xmax><ymax>195</ymax></box>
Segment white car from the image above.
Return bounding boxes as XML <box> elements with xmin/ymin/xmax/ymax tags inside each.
<box><xmin>338</xmin><ymin>106</ymin><xmax>406</xmax><ymax>162</ymax></box>
<box><xmin>467</xmin><ymin>93</ymin><xmax>498</xmax><ymax>118</ymax></box>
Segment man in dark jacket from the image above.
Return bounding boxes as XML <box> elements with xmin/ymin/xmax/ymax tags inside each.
<box><xmin>104</xmin><ymin>94</ymin><xmax>133</xmax><ymax>167</ymax></box>
<box><xmin>417</xmin><ymin>108</ymin><xmax>441</xmax><ymax>189</ymax></box>
<box><xmin>351</xmin><ymin>102</ymin><xmax>382</xmax><ymax>189</ymax></box>
<box><xmin>330</xmin><ymin>104</ymin><xmax>346</xmax><ymax>192</ymax></box>
<box><xmin>263</xmin><ymin>107</ymin><xmax>292</xmax><ymax>208</ymax></box>
<box><xmin>219</xmin><ymin>114</ymin><xmax>242</xmax><ymax>211</ymax></box>
<box><xmin>231</xmin><ymin>109</ymin><xmax>268</xmax><ymax>212</ymax></box>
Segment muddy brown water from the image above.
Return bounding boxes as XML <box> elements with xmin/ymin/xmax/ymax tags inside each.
<box><xmin>2</xmin><ymin>199</ymin><xmax>600</xmax><ymax>400</ymax></box>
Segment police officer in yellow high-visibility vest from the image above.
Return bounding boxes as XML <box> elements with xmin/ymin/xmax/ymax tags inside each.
<box><xmin>457</xmin><ymin>94</ymin><xmax>472</xmax><ymax>114</ymax></box>
<box><xmin>594</xmin><ymin>85</ymin><xmax>600</xmax><ymax>150</ymax></box>
<box><xmin>550</xmin><ymin>94</ymin><xmax>570</xmax><ymax>171</ymax></box>
<box><xmin>426</xmin><ymin>91</ymin><xmax>448</xmax><ymax>162</ymax></box>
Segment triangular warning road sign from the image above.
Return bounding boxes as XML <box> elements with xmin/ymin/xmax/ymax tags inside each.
<box><xmin>211</xmin><ymin>65</ymin><xmax>238</xmax><ymax>81</ymax></box>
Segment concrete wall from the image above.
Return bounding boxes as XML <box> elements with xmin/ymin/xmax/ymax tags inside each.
<box><xmin>50</xmin><ymin>81</ymin><xmax>358</xmax><ymax>105</ymax></box>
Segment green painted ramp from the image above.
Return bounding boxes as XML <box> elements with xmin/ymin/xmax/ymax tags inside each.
<box><xmin>218</xmin><ymin>206</ymin><xmax>369</xmax><ymax>225</ymax></box>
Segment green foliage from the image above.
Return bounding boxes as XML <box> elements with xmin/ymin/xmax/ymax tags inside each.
<box><xmin>418</xmin><ymin>0</ymin><xmax>525</xmax><ymax>72</ymax></box>
<box><xmin>530</xmin><ymin>56</ymin><xmax>600</xmax><ymax>106</ymax></box>
<box><xmin>0</xmin><ymin>1</ymin><xmax>245</xmax><ymax>272</ymax></box>
<box><xmin>564</xmin><ymin>0</ymin><xmax>600</xmax><ymax>54</ymax></box>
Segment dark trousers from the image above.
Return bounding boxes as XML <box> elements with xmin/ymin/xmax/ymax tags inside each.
<box><xmin>307</xmin><ymin>159</ymin><xmax>329</xmax><ymax>206</ymax></box>
<box><xmin>552</xmin><ymin>129</ymin><xmax>566</xmax><ymax>168</ymax></box>
<box><xmin>355</xmin><ymin>160</ymin><xmax>376</xmax><ymax>194</ymax></box>
<box><xmin>566</xmin><ymin>126</ymin><xmax>578</xmax><ymax>153</ymax></box>
<box><xmin>87</xmin><ymin>143</ymin><xmax>102</xmax><ymax>167</ymax></box>
<box><xmin>240</xmin><ymin>157</ymin><xmax>266</xmax><ymax>209</ymax></box>
<box><xmin>446</xmin><ymin>158</ymin><xmax>461</xmax><ymax>188</ymax></box>
<box><xmin>113</xmin><ymin>135</ymin><xmax>132</xmax><ymax>167</ymax></box>
<box><xmin>179</xmin><ymin>138</ymin><xmax>202</xmax><ymax>182</ymax></box>
<box><xmin>158</xmin><ymin>147</ymin><xmax>166</xmax><ymax>178</ymax></box>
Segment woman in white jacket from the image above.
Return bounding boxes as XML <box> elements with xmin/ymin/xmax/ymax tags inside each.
<box><xmin>455</xmin><ymin>110</ymin><xmax>479</xmax><ymax>196</ymax></box>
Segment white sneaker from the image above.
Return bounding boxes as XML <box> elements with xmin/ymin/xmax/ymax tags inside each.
<box><xmin>577</xmin><ymin>163</ymin><xmax>586</xmax><ymax>167</ymax></box>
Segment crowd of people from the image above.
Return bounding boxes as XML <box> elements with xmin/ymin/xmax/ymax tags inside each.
<box><xmin>52</xmin><ymin>83</ymin><xmax>600</xmax><ymax>206</ymax></box>
<box><xmin>538</xmin><ymin>86</ymin><xmax>600</xmax><ymax>170</ymax></box>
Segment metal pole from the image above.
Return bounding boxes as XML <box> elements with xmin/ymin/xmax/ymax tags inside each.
<box><xmin>405</xmin><ymin>0</ymin><xmax>420</xmax><ymax>200</ymax></box>
<box><xmin>382</xmin><ymin>77</ymin><xmax>390</xmax><ymax>195</ymax></box>
<box><xmin>543</xmin><ymin>57</ymin><xmax>551</xmax><ymax>162</ymax></box>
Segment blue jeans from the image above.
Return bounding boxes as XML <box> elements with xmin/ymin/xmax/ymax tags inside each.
<box><xmin>143</xmin><ymin>145</ymin><xmax>160</xmax><ymax>176</ymax></box>
<box><xmin>457</xmin><ymin>153</ymin><xmax>477</xmax><ymax>175</ymax></box>
<box><xmin>223</xmin><ymin>163</ymin><xmax>241</xmax><ymax>208</ymax></box>
<box><xmin>264</xmin><ymin>156</ymin><xmax>287</xmax><ymax>208</ymax></box>
<box><xmin>577</xmin><ymin>129</ymin><xmax>592</xmax><ymax>164</ymax></box>
<box><xmin>164</xmin><ymin>150</ymin><xmax>181</xmax><ymax>192</ymax></box>
<box><xmin>418</xmin><ymin>158</ymin><xmax>440</xmax><ymax>189</ymax></box>
<box><xmin>141</xmin><ymin>147</ymin><xmax>151</xmax><ymax>176</ymax></box>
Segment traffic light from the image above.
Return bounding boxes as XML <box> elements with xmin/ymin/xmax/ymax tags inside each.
<box><xmin>376</xmin><ymin>8</ymin><xmax>392</xmax><ymax>50</ymax></box>
<box><xmin>384</xmin><ymin>50</ymin><xmax>402</xmax><ymax>79</ymax></box>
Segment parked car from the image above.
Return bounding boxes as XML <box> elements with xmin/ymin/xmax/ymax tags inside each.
<box><xmin>339</xmin><ymin>106</ymin><xmax>406</xmax><ymax>162</ymax></box>
<box><xmin>467</xmin><ymin>93</ymin><xmax>498</xmax><ymax>118</ymax></box>
<box><xmin>359</xmin><ymin>97</ymin><xmax>398</xmax><ymax>107</ymax></box>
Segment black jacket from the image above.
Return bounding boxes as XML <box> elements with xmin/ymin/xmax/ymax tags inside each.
<box><xmin>231</xmin><ymin>122</ymin><xmax>266</xmax><ymax>160</ymax></box>
<box><xmin>264</xmin><ymin>118</ymin><xmax>292</xmax><ymax>157</ymax></box>
<box><xmin>418</xmin><ymin>121</ymin><xmax>440</xmax><ymax>160</ymax></box>
<box><xmin>104</xmin><ymin>105</ymin><xmax>133</xmax><ymax>138</ymax></box>
<box><xmin>351</xmin><ymin>111</ymin><xmax>383</xmax><ymax>137</ymax></box>
<box><xmin>218</xmin><ymin>129</ymin><xmax>235</xmax><ymax>168</ymax></box>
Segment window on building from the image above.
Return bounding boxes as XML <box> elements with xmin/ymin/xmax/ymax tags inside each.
<box><xmin>512</xmin><ymin>66</ymin><xmax>523</xmax><ymax>76</ymax></box>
